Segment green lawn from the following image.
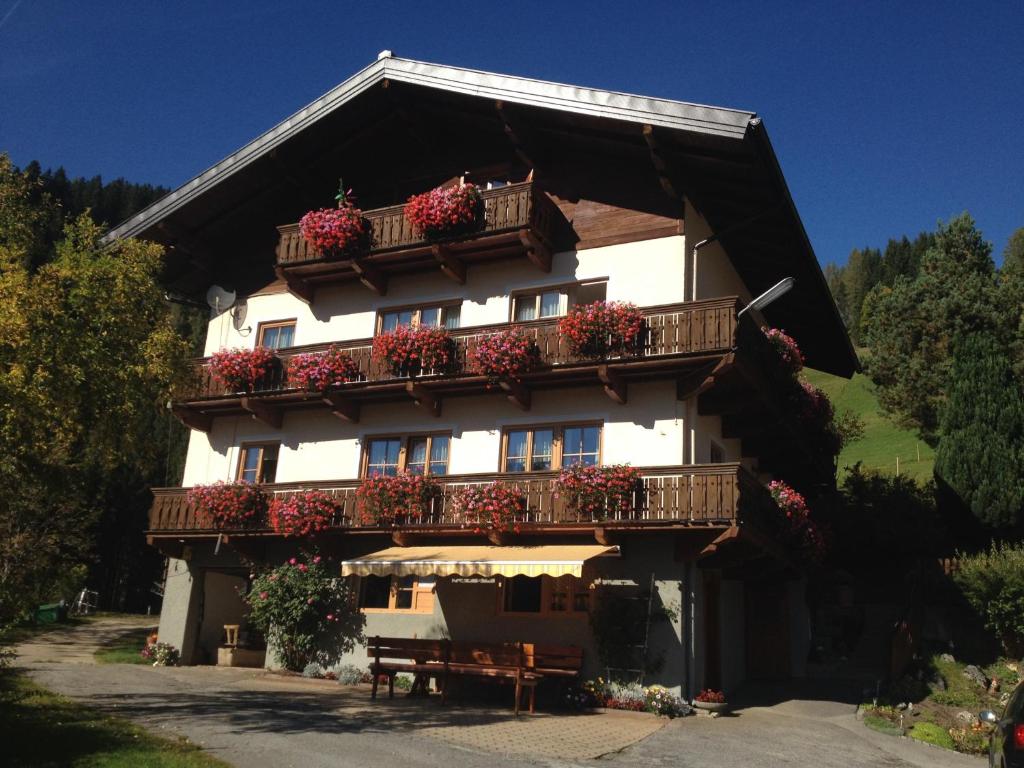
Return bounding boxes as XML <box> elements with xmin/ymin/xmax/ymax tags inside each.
<box><xmin>0</xmin><ymin>672</ymin><xmax>230</xmax><ymax>767</ymax></box>
<box><xmin>804</xmin><ymin>367</ymin><xmax>934</xmax><ymax>483</ymax></box>
<box><xmin>94</xmin><ymin>627</ymin><xmax>153</xmax><ymax>665</ymax></box>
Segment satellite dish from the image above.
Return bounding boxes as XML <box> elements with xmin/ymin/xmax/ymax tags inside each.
<box><xmin>205</xmin><ymin>285</ymin><xmax>236</xmax><ymax>317</ymax></box>
<box><xmin>231</xmin><ymin>299</ymin><xmax>249</xmax><ymax>331</ymax></box>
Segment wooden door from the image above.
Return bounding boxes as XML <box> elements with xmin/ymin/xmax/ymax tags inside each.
<box><xmin>745</xmin><ymin>582</ymin><xmax>791</xmax><ymax>679</ymax></box>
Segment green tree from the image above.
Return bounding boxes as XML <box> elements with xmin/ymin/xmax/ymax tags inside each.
<box><xmin>934</xmin><ymin>330</ymin><xmax>1024</xmax><ymax>529</ymax></box>
<box><xmin>1001</xmin><ymin>228</ymin><xmax>1024</xmax><ymax>378</ymax></box>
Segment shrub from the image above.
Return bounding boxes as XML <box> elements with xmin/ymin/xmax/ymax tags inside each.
<box><xmin>949</xmin><ymin>725</ymin><xmax>991</xmax><ymax>754</ymax></box>
<box><xmin>355</xmin><ymin>472</ymin><xmax>441</xmax><ymax>526</ymax></box>
<box><xmin>336</xmin><ymin>664</ymin><xmax>372</xmax><ymax>685</ymax></box>
<box><xmin>953</xmin><ymin>542</ymin><xmax>1024</xmax><ymax>656</ymax></box>
<box><xmin>209</xmin><ymin>347</ymin><xmax>277</xmax><ymax>392</ymax></box>
<box><xmin>245</xmin><ymin>554</ymin><xmax>364</xmax><ymax>672</ymax></box>
<box><xmin>286</xmin><ymin>347</ymin><xmax>360</xmax><ymax>391</ymax></box>
<box><xmin>140</xmin><ymin>641</ymin><xmax>179</xmax><ymax>666</ymax></box>
<box><xmin>467</xmin><ymin>329</ymin><xmax>541</xmax><ymax>381</ymax></box>
<box><xmin>268</xmin><ymin>490</ymin><xmax>340</xmax><ymax>537</ymax></box>
<box><xmin>908</xmin><ymin>721</ymin><xmax>955</xmax><ymax>750</ymax></box>
<box><xmin>299</xmin><ymin>191</ymin><xmax>368</xmax><ymax>256</ymax></box>
<box><xmin>404</xmin><ymin>183</ymin><xmax>484</xmax><ymax>240</ymax></box>
<box><xmin>763</xmin><ymin>328</ymin><xmax>804</xmax><ymax>373</ymax></box>
<box><xmin>453</xmin><ymin>482</ymin><xmax>527</xmax><ymax>533</ymax></box>
<box><xmin>371</xmin><ymin>325</ymin><xmax>456</xmax><ymax>377</ymax></box>
<box><xmin>187</xmin><ymin>481</ymin><xmax>267</xmax><ymax>529</ymax></box>
<box><xmin>556</xmin><ymin>464</ymin><xmax>641</xmax><ymax>521</ymax></box>
<box><xmin>559</xmin><ymin>301</ymin><xmax>644</xmax><ymax>359</ymax></box>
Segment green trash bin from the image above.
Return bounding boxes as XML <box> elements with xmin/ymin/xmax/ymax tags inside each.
<box><xmin>35</xmin><ymin>603</ymin><xmax>67</xmax><ymax>624</ymax></box>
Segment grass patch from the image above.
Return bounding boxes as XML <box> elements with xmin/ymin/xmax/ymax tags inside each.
<box><xmin>0</xmin><ymin>671</ymin><xmax>230</xmax><ymax>767</ymax></box>
<box><xmin>909</xmin><ymin>721</ymin><xmax>956</xmax><ymax>750</ymax></box>
<box><xmin>95</xmin><ymin>627</ymin><xmax>154</xmax><ymax>665</ymax></box>
<box><xmin>930</xmin><ymin>655</ymin><xmax>985</xmax><ymax>710</ymax></box>
<box><xmin>863</xmin><ymin>713</ymin><xmax>903</xmax><ymax>736</ymax></box>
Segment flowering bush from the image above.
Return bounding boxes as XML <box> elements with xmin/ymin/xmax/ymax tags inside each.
<box><xmin>764</xmin><ymin>328</ymin><xmax>804</xmax><ymax>374</ymax></box>
<box><xmin>646</xmin><ymin>685</ymin><xmax>690</xmax><ymax>718</ymax></box>
<box><xmin>467</xmin><ymin>329</ymin><xmax>541</xmax><ymax>381</ymax></box>
<box><xmin>404</xmin><ymin>183</ymin><xmax>485</xmax><ymax>240</ymax></box>
<box><xmin>453</xmin><ymin>482</ymin><xmax>527</xmax><ymax>533</ymax></box>
<box><xmin>299</xmin><ymin>187</ymin><xmax>368</xmax><ymax>256</ymax></box>
<box><xmin>140</xmin><ymin>642</ymin><xmax>179</xmax><ymax>667</ymax></box>
<box><xmin>558</xmin><ymin>301</ymin><xmax>644</xmax><ymax>358</ymax></box>
<box><xmin>768</xmin><ymin>480</ymin><xmax>825</xmax><ymax>563</ymax></box>
<box><xmin>209</xmin><ymin>347</ymin><xmax>277</xmax><ymax>392</ymax></box>
<box><xmin>187</xmin><ymin>481</ymin><xmax>267</xmax><ymax>529</ymax></box>
<box><xmin>356</xmin><ymin>472</ymin><xmax>441</xmax><ymax>526</ymax></box>
<box><xmin>371</xmin><ymin>325</ymin><xmax>456</xmax><ymax>377</ymax></box>
<box><xmin>556</xmin><ymin>464</ymin><xmax>641</xmax><ymax>521</ymax></box>
<box><xmin>246</xmin><ymin>554</ymin><xmax>363</xmax><ymax>671</ymax></box>
<box><xmin>268</xmin><ymin>490</ymin><xmax>339</xmax><ymax>537</ymax></box>
<box><xmin>286</xmin><ymin>347</ymin><xmax>360</xmax><ymax>391</ymax></box>
<box><xmin>793</xmin><ymin>378</ymin><xmax>843</xmax><ymax>458</ymax></box>
<box><xmin>695</xmin><ymin>688</ymin><xmax>727</xmax><ymax>703</ymax></box>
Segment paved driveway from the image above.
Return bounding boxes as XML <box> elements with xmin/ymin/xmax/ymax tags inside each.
<box><xmin>14</xmin><ymin>618</ymin><xmax>985</xmax><ymax>768</ymax></box>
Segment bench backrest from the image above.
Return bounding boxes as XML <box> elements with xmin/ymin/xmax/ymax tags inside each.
<box><xmin>367</xmin><ymin>636</ymin><xmax>448</xmax><ymax>663</ymax></box>
<box><xmin>449</xmin><ymin>641</ymin><xmax>523</xmax><ymax>668</ymax></box>
<box><xmin>522</xmin><ymin>644</ymin><xmax>583</xmax><ymax>671</ymax></box>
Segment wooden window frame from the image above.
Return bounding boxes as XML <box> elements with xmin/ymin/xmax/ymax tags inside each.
<box><xmin>496</xmin><ymin>575</ymin><xmax>590</xmax><ymax>617</ymax></box>
<box><xmin>256</xmin><ymin>319</ymin><xmax>297</xmax><ymax>349</ymax></box>
<box><xmin>236</xmin><ymin>442</ymin><xmax>281</xmax><ymax>484</ymax></box>
<box><xmin>509</xmin><ymin>279</ymin><xmax>608</xmax><ymax>323</ymax></box>
<box><xmin>359</xmin><ymin>575</ymin><xmax>435</xmax><ymax>614</ymax></box>
<box><xmin>375</xmin><ymin>300</ymin><xmax>463</xmax><ymax>334</ymax></box>
<box><xmin>360</xmin><ymin>432</ymin><xmax>453</xmax><ymax>477</ymax></box>
<box><xmin>499</xmin><ymin>421</ymin><xmax>603</xmax><ymax>473</ymax></box>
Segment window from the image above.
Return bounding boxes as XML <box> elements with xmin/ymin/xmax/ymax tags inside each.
<box><xmin>501</xmin><ymin>424</ymin><xmax>600</xmax><ymax>473</ymax></box>
<box><xmin>237</xmin><ymin>443</ymin><xmax>279</xmax><ymax>483</ymax></box>
<box><xmin>362</xmin><ymin>434</ymin><xmax>451</xmax><ymax>477</ymax></box>
<box><xmin>511</xmin><ymin>281</ymin><xmax>607</xmax><ymax>322</ymax></box>
<box><xmin>379</xmin><ymin>303</ymin><xmax>461</xmax><ymax>333</ymax></box>
<box><xmin>358</xmin><ymin>575</ymin><xmax>435</xmax><ymax>613</ymax></box>
<box><xmin>503</xmin><ymin>575</ymin><xmax>542</xmax><ymax>613</ymax></box>
<box><xmin>257</xmin><ymin>320</ymin><xmax>296</xmax><ymax>349</ymax></box>
<box><xmin>499</xmin><ymin>575</ymin><xmax>589</xmax><ymax>615</ymax></box>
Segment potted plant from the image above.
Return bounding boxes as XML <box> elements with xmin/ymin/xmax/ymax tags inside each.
<box><xmin>453</xmin><ymin>482</ymin><xmax>527</xmax><ymax>542</ymax></box>
<box><xmin>298</xmin><ymin>183</ymin><xmax>369</xmax><ymax>258</ymax></box>
<box><xmin>466</xmin><ymin>328</ymin><xmax>542</xmax><ymax>382</ymax></box>
<box><xmin>268</xmin><ymin>490</ymin><xmax>340</xmax><ymax>537</ymax></box>
<box><xmin>767</xmin><ymin>480</ymin><xmax>825</xmax><ymax>564</ymax></box>
<box><xmin>693</xmin><ymin>688</ymin><xmax>729</xmax><ymax>713</ymax></box>
<box><xmin>404</xmin><ymin>182</ymin><xmax>485</xmax><ymax>240</ymax></box>
<box><xmin>355</xmin><ymin>472</ymin><xmax>441</xmax><ymax>526</ymax></box>
<box><xmin>187</xmin><ymin>481</ymin><xmax>268</xmax><ymax>529</ymax></box>
<box><xmin>286</xmin><ymin>346</ymin><xmax>361</xmax><ymax>392</ymax></box>
<box><xmin>558</xmin><ymin>301</ymin><xmax>644</xmax><ymax>359</ymax></box>
<box><xmin>556</xmin><ymin>464</ymin><xmax>642</xmax><ymax>521</ymax></box>
<box><xmin>371</xmin><ymin>325</ymin><xmax>456</xmax><ymax>377</ymax></box>
<box><xmin>763</xmin><ymin>327</ymin><xmax>804</xmax><ymax>374</ymax></box>
<box><xmin>208</xmin><ymin>347</ymin><xmax>277</xmax><ymax>393</ymax></box>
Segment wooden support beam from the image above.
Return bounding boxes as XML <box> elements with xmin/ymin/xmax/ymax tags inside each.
<box><xmin>274</xmin><ymin>266</ymin><xmax>315</xmax><ymax>304</ymax></box>
<box><xmin>405</xmin><ymin>381</ymin><xmax>441</xmax><ymax>417</ymax></box>
<box><xmin>222</xmin><ymin>535</ymin><xmax>269</xmax><ymax>563</ymax></box>
<box><xmin>171</xmin><ymin>404</ymin><xmax>212</xmax><ymax>433</ymax></box>
<box><xmin>677</xmin><ymin>354</ymin><xmax>734</xmax><ymax>402</ymax></box>
<box><xmin>431</xmin><ymin>244</ymin><xmax>466</xmax><ymax>284</ymax></box>
<box><xmin>498</xmin><ymin>378</ymin><xmax>531</xmax><ymax>411</ymax></box>
<box><xmin>674</xmin><ymin>529</ymin><xmax>727</xmax><ymax>562</ymax></box>
<box><xmin>642</xmin><ymin>124</ymin><xmax>682</xmax><ymax>200</ymax></box>
<box><xmin>240</xmin><ymin>397</ymin><xmax>283</xmax><ymax>429</ymax></box>
<box><xmin>597</xmin><ymin>365</ymin><xmax>627</xmax><ymax>404</ymax></box>
<box><xmin>146</xmin><ymin>536</ymin><xmax>185</xmax><ymax>559</ymax></box>
<box><xmin>350</xmin><ymin>258</ymin><xmax>388</xmax><ymax>295</ymax></box>
<box><xmin>594</xmin><ymin>526</ymin><xmax>618</xmax><ymax>546</ymax></box>
<box><xmin>322</xmin><ymin>392</ymin><xmax>360</xmax><ymax>423</ymax></box>
<box><xmin>495</xmin><ymin>100</ymin><xmax>538</xmax><ymax>170</ymax></box>
<box><xmin>518</xmin><ymin>228</ymin><xmax>552</xmax><ymax>272</ymax></box>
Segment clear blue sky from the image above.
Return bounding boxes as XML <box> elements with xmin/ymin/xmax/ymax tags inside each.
<box><xmin>2</xmin><ymin>1</ymin><xmax>1021</xmax><ymax>266</ymax></box>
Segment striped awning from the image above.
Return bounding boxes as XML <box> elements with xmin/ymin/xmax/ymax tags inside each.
<box><xmin>341</xmin><ymin>544</ymin><xmax>618</xmax><ymax>579</ymax></box>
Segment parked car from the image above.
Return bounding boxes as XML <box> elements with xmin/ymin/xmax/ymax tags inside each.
<box><xmin>981</xmin><ymin>681</ymin><xmax>1024</xmax><ymax>768</ymax></box>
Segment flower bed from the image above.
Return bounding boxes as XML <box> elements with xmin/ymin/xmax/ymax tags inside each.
<box><xmin>404</xmin><ymin>183</ymin><xmax>484</xmax><ymax>240</ymax></box>
<box><xmin>763</xmin><ymin>327</ymin><xmax>804</xmax><ymax>374</ymax></box>
<box><xmin>355</xmin><ymin>472</ymin><xmax>441</xmax><ymax>526</ymax></box>
<box><xmin>286</xmin><ymin>346</ymin><xmax>360</xmax><ymax>391</ymax></box>
<box><xmin>140</xmin><ymin>642</ymin><xmax>179</xmax><ymax>667</ymax></box>
<box><xmin>453</xmin><ymin>482</ymin><xmax>527</xmax><ymax>533</ymax></box>
<box><xmin>768</xmin><ymin>480</ymin><xmax>825</xmax><ymax>563</ymax></box>
<box><xmin>209</xmin><ymin>347</ymin><xmax>277</xmax><ymax>393</ymax></box>
<box><xmin>569</xmin><ymin>678</ymin><xmax>691</xmax><ymax>718</ymax></box>
<box><xmin>187</xmin><ymin>481</ymin><xmax>267</xmax><ymax>529</ymax></box>
<box><xmin>371</xmin><ymin>325</ymin><xmax>456</xmax><ymax>377</ymax></box>
<box><xmin>556</xmin><ymin>464</ymin><xmax>641</xmax><ymax>521</ymax></box>
<box><xmin>466</xmin><ymin>329</ymin><xmax>541</xmax><ymax>381</ymax></box>
<box><xmin>268</xmin><ymin>490</ymin><xmax>340</xmax><ymax>537</ymax></box>
<box><xmin>299</xmin><ymin>192</ymin><xmax>368</xmax><ymax>256</ymax></box>
<box><xmin>558</xmin><ymin>301</ymin><xmax>644</xmax><ymax>358</ymax></box>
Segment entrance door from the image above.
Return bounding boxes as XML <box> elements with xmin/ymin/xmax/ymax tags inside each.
<box><xmin>745</xmin><ymin>582</ymin><xmax>790</xmax><ymax>679</ymax></box>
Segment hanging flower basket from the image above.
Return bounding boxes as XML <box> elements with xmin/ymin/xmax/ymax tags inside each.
<box><xmin>453</xmin><ymin>482</ymin><xmax>527</xmax><ymax>534</ymax></box>
<box><xmin>286</xmin><ymin>347</ymin><xmax>361</xmax><ymax>392</ymax></box>
<box><xmin>268</xmin><ymin>490</ymin><xmax>340</xmax><ymax>537</ymax></box>
<box><xmin>355</xmin><ymin>472</ymin><xmax>441</xmax><ymax>526</ymax></box>
<box><xmin>467</xmin><ymin>329</ymin><xmax>542</xmax><ymax>382</ymax></box>
<box><xmin>404</xmin><ymin>183</ymin><xmax>485</xmax><ymax>240</ymax></box>
<box><xmin>767</xmin><ymin>479</ymin><xmax>825</xmax><ymax>563</ymax></box>
<box><xmin>556</xmin><ymin>464</ymin><xmax>642</xmax><ymax>521</ymax></box>
<box><xmin>371</xmin><ymin>325</ymin><xmax>456</xmax><ymax>377</ymax></box>
<box><xmin>299</xmin><ymin>191</ymin><xmax>369</xmax><ymax>258</ymax></box>
<box><xmin>188</xmin><ymin>481</ymin><xmax>268</xmax><ymax>529</ymax></box>
<box><xmin>558</xmin><ymin>301</ymin><xmax>644</xmax><ymax>359</ymax></box>
<box><xmin>209</xmin><ymin>347</ymin><xmax>277</xmax><ymax>393</ymax></box>
<box><xmin>763</xmin><ymin>328</ymin><xmax>804</xmax><ymax>374</ymax></box>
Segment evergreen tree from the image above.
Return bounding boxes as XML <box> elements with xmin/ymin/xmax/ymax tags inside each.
<box><xmin>1002</xmin><ymin>228</ymin><xmax>1024</xmax><ymax>379</ymax></box>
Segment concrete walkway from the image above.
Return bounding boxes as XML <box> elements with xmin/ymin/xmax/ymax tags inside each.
<box><xmin>15</xmin><ymin>613</ymin><xmax>156</xmax><ymax>664</ymax></box>
<box><xmin>13</xmin><ymin>617</ymin><xmax>986</xmax><ymax>768</ymax></box>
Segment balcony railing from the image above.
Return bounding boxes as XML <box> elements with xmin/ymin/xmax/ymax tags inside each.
<box><xmin>148</xmin><ymin>463</ymin><xmax>777</xmax><ymax>534</ymax></box>
<box><xmin>177</xmin><ymin>297</ymin><xmax>741</xmax><ymax>402</ymax></box>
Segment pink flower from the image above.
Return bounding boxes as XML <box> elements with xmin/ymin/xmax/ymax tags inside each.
<box><xmin>289</xmin><ymin>558</ymin><xmax>297</xmax><ymax>565</ymax></box>
<box><xmin>326</xmin><ymin>614</ymin><xmax>334</xmax><ymax>621</ymax></box>
<box><xmin>313</xmin><ymin>556</ymin><xmax>321</xmax><ymax>564</ymax></box>
<box><xmin>307</xmin><ymin>597</ymin><xmax>315</xmax><ymax>604</ymax></box>
<box><xmin>259</xmin><ymin>591</ymin><xmax>268</xmax><ymax>600</ymax></box>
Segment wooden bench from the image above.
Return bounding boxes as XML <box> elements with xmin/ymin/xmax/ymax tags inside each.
<box><xmin>524</xmin><ymin>643</ymin><xmax>584</xmax><ymax>678</ymax></box>
<box><xmin>367</xmin><ymin>636</ymin><xmax>449</xmax><ymax>700</ymax></box>
<box><xmin>446</xmin><ymin>641</ymin><xmax>541</xmax><ymax>715</ymax></box>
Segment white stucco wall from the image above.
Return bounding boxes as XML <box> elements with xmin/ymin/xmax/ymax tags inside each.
<box><xmin>683</xmin><ymin>199</ymin><xmax>755</xmax><ymax>304</ymax></box>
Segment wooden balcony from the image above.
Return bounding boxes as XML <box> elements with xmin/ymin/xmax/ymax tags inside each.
<box><xmin>171</xmin><ymin>297</ymin><xmax>741</xmax><ymax>431</ymax></box>
<box><xmin>147</xmin><ymin>463</ymin><xmax>778</xmax><ymax>538</ymax></box>
<box><xmin>275</xmin><ymin>181</ymin><xmax>569</xmax><ymax>301</ymax></box>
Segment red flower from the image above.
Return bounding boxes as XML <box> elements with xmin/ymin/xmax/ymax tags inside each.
<box><xmin>268</xmin><ymin>490</ymin><xmax>340</xmax><ymax>537</ymax></box>
<box><xmin>467</xmin><ymin>329</ymin><xmax>541</xmax><ymax>381</ymax></box>
<box><xmin>299</xmin><ymin>201</ymin><xmax>368</xmax><ymax>256</ymax></box>
<box><xmin>209</xmin><ymin>347</ymin><xmax>277</xmax><ymax>393</ymax></box>
<box><xmin>187</xmin><ymin>481</ymin><xmax>268</xmax><ymax>529</ymax></box>
<box><xmin>763</xmin><ymin>328</ymin><xmax>805</xmax><ymax>373</ymax></box>
<box><xmin>371</xmin><ymin>325</ymin><xmax>455</xmax><ymax>377</ymax></box>
<box><xmin>286</xmin><ymin>347</ymin><xmax>360</xmax><ymax>392</ymax></box>
<box><xmin>355</xmin><ymin>472</ymin><xmax>442</xmax><ymax>526</ymax></box>
<box><xmin>558</xmin><ymin>301</ymin><xmax>644</xmax><ymax>359</ymax></box>
<box><xmin>453</xmin><ymin>482</ymin><xmax>527</xmax><ymax>533</ymax></box>
<box><xmin>767</xmin><ymin>480</ymin><xmax>825</xmax><ymax>563</ymax></box>
<box><xmin>556</xmin><ymin>465</ymin><xmax>642</xmax><ymax>521</ymax></box>
<box><xmin>404</xmin><ymin>184</ymin><xmax>484</xmax><ymax>240</ymax></box>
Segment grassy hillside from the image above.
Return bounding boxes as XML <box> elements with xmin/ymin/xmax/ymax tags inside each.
<box><xmin>803</xmin><ymin>368</ymin><xmax>935</xmax><ymax>483</ymax></box>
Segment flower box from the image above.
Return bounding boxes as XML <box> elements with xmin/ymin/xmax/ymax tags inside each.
<box><xmin>767</xmin><ymin>479</ymin><xmax>825</xmax><ymax>563</ymax></box>
<box><xmin>286</xmin><ymin>347</ymin><xmax>360</xmax><ymax>392</ymax></box>
<box><xmin>299</xmin><ymin>199</ymin><xmax>368</xmax><ymax>257</ymax></box>
<box><xmin>556</xmin><ymin>464</ymin><xmax>642</xmax><ymax>521</ymax></box>
<box><xmin>209</xmin><ymin>347</ymin><xmax>277</xmax><ymax>393</ymax></box>
<box><xmin>187</xmin><ymin>481</ymin><xmax>267</xmax><ymax>529</ymax></box>
<box><xmin>371</xmin><ymin>325</ymin><xmax>456</xmax><ymax>377</ymax></box>
<box><xmin>558</xmin><ymin>301</ymin><xmax>644</xmax><ymax>359</ymax></box>
<box><xmin>268</xmin><ymin>490</ymin><xmax>340</xmax><ymax>537</ymax></box>
<box><xmin>467</xmin><ymin>329</ymin><xmax>541</xmax><ymax>381</ymax></box>
<box><xmin>355</xmin><ymin>473</ymin><xmax>441</xmax><ymax>526</ymax></box>
<box><xmin>763</xmin><ymin>327</ymin><xmax>804</xmax><ymax>374</ymax></box>
<box><xmin>404</xmin><ymin>183</ymin><xmax>485</xmax><ymax>240</ymax></box>
<box><xmin>453</xmin><ymin>482</ymin><xmax>527</xmax><ymax>534</ymax></box>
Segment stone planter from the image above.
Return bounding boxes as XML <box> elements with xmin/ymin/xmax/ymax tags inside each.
<box><xmin>693</xmin><ymin>700</ymin><xmax>730</xmax><ymax>714</ymax></box>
